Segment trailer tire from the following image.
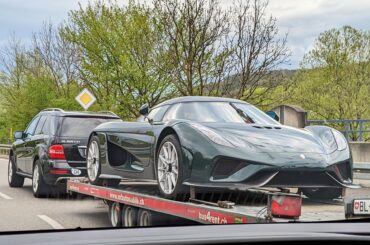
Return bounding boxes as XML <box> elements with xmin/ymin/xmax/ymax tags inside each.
<box><xmin>138</xmin><ymin>209</ymin><xmax>162</xmax><ymax>227</ymax></box>
<box><xmin>122</xmin><ymin>205</ymin><xmax>138</xmax><ymax>227</ymax></box>
<box><xmin>108</xmin><ymin>202</ymin><xmax>122</xmax><ymax>227</ymax></box>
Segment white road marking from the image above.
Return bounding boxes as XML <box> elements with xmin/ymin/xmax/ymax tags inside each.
<box><xmin>0</xmin><ymin>192</ymin><xmax>12</xmax><ymax>200</ymax></box>
<box><xmin>37</xmin><ymin>215</ymin><xmax>64</xmax><ymax>229</ymax></box>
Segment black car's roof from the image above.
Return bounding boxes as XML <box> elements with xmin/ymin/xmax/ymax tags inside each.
<box><xmin>155</xmin><ymin>96</ymin><xmax>249</xmax><ymax>108</ymax></box>
<box><xmin>38</xmin><ymin>109</ymin><xmax>120</xmax><ymax>118</ymax></box>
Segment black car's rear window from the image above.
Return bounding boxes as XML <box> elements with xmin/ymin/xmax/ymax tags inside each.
<box><xmin>60</xmin><ymin>117</ymin><xmax>118</xmax><ymax>137</ymax></box>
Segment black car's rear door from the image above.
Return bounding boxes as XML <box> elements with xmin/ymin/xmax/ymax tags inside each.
<box><xmin>24</xmin><ymin>116</ymin><xmax>48</xmax><ymax>174</ymax></box>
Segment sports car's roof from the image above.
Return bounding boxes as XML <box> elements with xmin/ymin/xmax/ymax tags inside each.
<box><xmin>155</xmin><ymin>96</ymin><xmax>249</xmax><ymax>108</ymax></box>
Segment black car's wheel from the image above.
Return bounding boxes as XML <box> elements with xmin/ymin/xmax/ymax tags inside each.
<box><xmin>8</xmin><ymin>156</ymin><xmax>24</xmax><ymax>187</ymax></box>
<box><xmin>87</xmin><ymin>136</ymin><xmax>103</xmax><ymax>185</ymax></box>
<box><xmin>32</xmin><ymin>160</ymin><xmax>52</xmax><ymax>198</ymax></box>
<box><xmin>300</xmin><ymin>187</ymin><xmax>343</xmax><ymax>200</ymax></box>
<box><xmin>156</xmin><ymin>134</ymin><xmax>185</xmax><ymax>199</ymax></box>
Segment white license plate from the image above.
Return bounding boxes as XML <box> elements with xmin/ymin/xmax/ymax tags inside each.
<box><xmin>353</xmin><ymin>199</ymin><xmax>370</xmax><ymax>215</ymax></box>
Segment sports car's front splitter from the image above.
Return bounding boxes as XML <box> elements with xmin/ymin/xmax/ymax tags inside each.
<box><xmin>184</xmin><ymin>169</ymin><xmax>361</xmax><ymax>191</ymax></box>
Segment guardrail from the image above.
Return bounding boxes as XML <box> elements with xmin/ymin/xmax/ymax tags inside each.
<box><xmin>0</xmin><ymin>144</ymin><xmax>10</xmax><ymax>158</ymax></box>
<box><xmin>307</xmin><ymin>119</ymin><xmax>370</xmax><ymax>142</ymax></box>
<box><xmin>353</xmin><ymin>162</ymin><xmax>370</xmax><ymax>180</ymax></box>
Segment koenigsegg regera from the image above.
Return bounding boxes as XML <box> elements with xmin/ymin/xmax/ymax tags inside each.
<box><xmin>86</xmin><ymin>96</ymin><xmax>355</xmax><ymax>199</ymax></box>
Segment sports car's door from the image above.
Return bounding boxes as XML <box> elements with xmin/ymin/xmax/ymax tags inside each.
<box><xmin>106</xmin><ymin>122</ymin><xmax>155</xmax><ymax>168</ymax></box>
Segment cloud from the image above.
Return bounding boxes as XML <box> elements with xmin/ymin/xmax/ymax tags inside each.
<box><xmin>265</xmin><ymin>0</ymin><xmax>370</xmax><ymax>68</ymax></box>
<box><xmin>0</xmin><ymin>0</ymin><xmax>369</xmax><ymax>69</ymax></box>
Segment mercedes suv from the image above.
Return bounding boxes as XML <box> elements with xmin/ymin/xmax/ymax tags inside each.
<box><xmin>7</xmin><ymin>108</ymin><xmax>121</xmax><ymax>197</ymax></box>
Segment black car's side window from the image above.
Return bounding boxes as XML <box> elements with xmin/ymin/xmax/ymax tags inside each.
<box><xmin>34</xmin><ymin>116</ymin><xmax>47</xmax><ymax>135</ymax></box>
<box><xmin>41</xmin><ymin>116</ymin><xmax>53</xmax><ymax>135</ymax></box>
<box><xmin>148</xmin><ymin>105</ymin><xmax>169</xmax><ymax>122</ymax></box>
<box><xmin>24</xmin><ymin>116</ymin><xmax>40</xmax><ymax>137</ymax></box>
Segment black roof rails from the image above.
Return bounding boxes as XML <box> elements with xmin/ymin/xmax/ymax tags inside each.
<box><xmin>98</xmin><ymin>111</ymin><xmax>119</xmax><ymax>117</ymax></box>
<box><xmin>42</xmin><ymin>108</ymin><xmax>65</xmax><ymax>112</ymax></box>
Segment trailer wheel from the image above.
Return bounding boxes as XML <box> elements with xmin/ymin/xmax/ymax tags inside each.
<box><xmin>122</xmin><ymin>205</ymin><xmax>138</xmax><ymax>227</ymax></box>
<box><xmin>137</xmin><ymin>209</ymin><xmax>163</xmax><ymax>227</ymax></box>
<box><xmin>108</xmin><ymin>202</ymin><xmax>122</xmax><ymax>227</ymax></box>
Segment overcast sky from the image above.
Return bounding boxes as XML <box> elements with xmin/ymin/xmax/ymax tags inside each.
<box><xmin>1</xmin><ymin>0</ymin><xmax>370</xmax><ymax>69</ymax></box>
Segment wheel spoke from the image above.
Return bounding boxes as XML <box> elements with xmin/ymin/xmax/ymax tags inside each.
<box><xmin>166</xmin><ymin>174</ymin><xmax>172</xmax><ymax>190</ymax></box>
<box><xmin>170</xmin><ymin>173</ymin><xmax>176</xmax><ymax>186</ymax></box>
<box><xmin>172</xmin><ymin>167</ymin><xmax>178</xmax><ymax>175</ymax></box>
<box><xmin>159</xmin><ymin>173</ymin><xmax>166</xmax><ymax>182</ymax></box>
<box><xmin>159</xmin><ymin>155</ymin><xmax>167</xmax><ymax>165</ymax></box>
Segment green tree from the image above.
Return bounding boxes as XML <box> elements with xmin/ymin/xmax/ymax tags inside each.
<box><xmin>62</xmin><ymin>1</ymin><xmax>175</xmax><ymax>120</ymax></box>
<box><xmin>289</xmin><ymin>26</ymin><xmax>370</xmax><ymax>140</ymax></box>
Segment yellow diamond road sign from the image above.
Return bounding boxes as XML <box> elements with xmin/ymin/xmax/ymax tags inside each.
<box><xmin>75</xmin><ymin>88</ymin><xmax>96</xmax><ymax>110</ymax></box>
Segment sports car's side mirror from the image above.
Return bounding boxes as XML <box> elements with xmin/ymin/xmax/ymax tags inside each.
<box><xmin>139</xmin><ymin>103</ymin><xmax>149</xmax><ymax>116</ymax></box>
<box><xmin>14</xmin><ymin>131</ymin><xmax>24</xmax><ymax>140</ymax></box>
<box><xmin>266</xmin><ymin>111</ymin><xmax>279</xmax><ymax>121</ymax></box>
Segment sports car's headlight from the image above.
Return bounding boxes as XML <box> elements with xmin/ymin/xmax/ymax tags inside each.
<box><xmin>190</xmin><ymin>123</ymin><xmax>234</xmax><ymax>147</ymax></box>
<box><xmin>319</xmin><ymin>129</ymin><xmax>347</xmax><ymax>153</ymax></box>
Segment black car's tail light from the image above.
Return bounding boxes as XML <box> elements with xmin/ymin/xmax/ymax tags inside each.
<box><xmin>48</xmin><ymin>144</ymin><xmax>66</xmax><ymax>160</ymax></box>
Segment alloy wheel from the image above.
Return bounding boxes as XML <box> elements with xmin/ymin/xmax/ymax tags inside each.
<box><xmin>157</xmin><ymin>141</ymin><xmax>179</xmax><ymax>195</ymax></box>
<box><xmin>87</xmin><ymin>141</ymin><xmax>100</xmax><ymax>181</ymax></box>
<box><xmin>32</xmin><ymin>164</ymin><xmax>39</xmax><ymax>193</ymax></box>
<box><xmin>8</xmin><ymin>160</ymin><xmax>13</xmax><ymax>184</ymax></box>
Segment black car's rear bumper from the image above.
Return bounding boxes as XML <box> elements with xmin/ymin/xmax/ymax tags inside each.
<box><xmin>43</xmin><ymin>160</ymin><xmax>87</xmax><ymax>185</ymax></box>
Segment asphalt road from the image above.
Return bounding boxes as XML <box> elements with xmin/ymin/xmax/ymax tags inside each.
<box><xmin>0</xmin><ymin>158</ymin><xmax>110</xmax><ymax>232</ymax></box>
<box><xmin>0</xmin><ymin>157</ymin><xmax>370</xmax><ymax>232</ymax></box>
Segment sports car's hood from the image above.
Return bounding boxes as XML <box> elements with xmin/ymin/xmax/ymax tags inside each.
<box><xmin>203</xmin><ymin>123</ymin><xmax>325</xmax><ymax>154</ymax></box>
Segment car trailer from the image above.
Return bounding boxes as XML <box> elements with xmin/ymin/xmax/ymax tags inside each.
<box><xmin>67</xmin><ymin>179</ymin><xmax>308</xmax><ymax>227</ymax></box>
<box><xmin>67</xmin><ymin>179</ymin><xmax>370</xmax><ymax>227</ymax></box>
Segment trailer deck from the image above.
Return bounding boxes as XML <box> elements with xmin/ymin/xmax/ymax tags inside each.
<box><xmin>66</xmin><ymin>178</ymin><xmax>369</xmax><ymax>227</ymax></box>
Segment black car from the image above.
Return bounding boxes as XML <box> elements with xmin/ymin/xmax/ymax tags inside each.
<box><xmin>86</xmin><ymin>96</ymin><xmax>355</xmax><ymax>200</ymax></box>
<box><xmin>7</xmin><ymin>108</ymin><xmax>120</xmax><ymax>197</ymax></box>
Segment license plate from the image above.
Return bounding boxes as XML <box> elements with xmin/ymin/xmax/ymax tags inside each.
<box><xmin>353</xmin><ymin>199</ymin><xmax>370</xmax><ymax>215</ymax></box>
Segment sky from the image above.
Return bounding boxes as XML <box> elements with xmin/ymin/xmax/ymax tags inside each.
<box><xmin>0</xmin><ymin>0</ymin><xmax>370</xmax><ymax>69</ymax></box>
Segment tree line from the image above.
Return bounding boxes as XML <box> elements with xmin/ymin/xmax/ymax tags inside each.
<box><xmin>1</xmin><ymin>0</ymin><xmax>370</xmax><ymax>142</ymax></box>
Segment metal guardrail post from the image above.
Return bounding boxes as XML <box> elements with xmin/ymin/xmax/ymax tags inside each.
<box><xmin>359</xmin><ymin>121</ymin><xmax>364</xmax><ymax>141</ymax></box>
<box><xmin>344</xmin><ymin>122</ymin><xmax>350</xmax><ymax>141</ymax></box>
<box><xmin>0</xmin><ymin>144</ymin><xmax>11</xmax><ymax>158</ymax></box>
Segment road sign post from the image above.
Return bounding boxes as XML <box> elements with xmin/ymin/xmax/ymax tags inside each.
<box><xmin>75</xmin><ymin>88</ymin><xmax>96</xmax><ymax>111</ymax></box>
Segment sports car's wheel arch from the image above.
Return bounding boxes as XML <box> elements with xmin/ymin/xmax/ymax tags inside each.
<box><xmin>154</xmin><ymin>127</ymin><xmax>191</xmax><ymax>182</ymax></box>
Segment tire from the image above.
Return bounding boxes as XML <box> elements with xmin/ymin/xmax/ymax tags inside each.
<box><xmin>87</xmin><ymin>136</ymin><xmax>103</xmax><ymax>185</ymax></box>
<box><xmin>108</xmin><ymin>202</ymin><xmax>122</xmax><ymax>227</ymax></box>
<box><xmin>8</xmin><ymin>156</ymin><xmax>24</xmax><ymax>187</ymax></box>
<box><xmin>137</xmin><ymin>209</ymin><xmax>162</xmax><ymax>227</ymax></box>
<box><xmin>122</xmin><ymin>205</ymin><xmax>138</xmax><ymax>227</ymax></box>
<box><xmin>32</xmin><ymin>160</ymin><xmax>52</xmax><ymax>198</ymax></box>
<box><xmin>156</xmin><ymin>134</ymin><xmax>186</xmax><ymax>199</ymax></box>
<box><xmin>300</xmin><ymin>187</ymin><xmax>343</xmax><ymax>200</ymax></box>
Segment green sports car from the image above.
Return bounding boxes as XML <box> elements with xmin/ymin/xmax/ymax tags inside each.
<box><xmin>86</xmin><ymin>96</ymin><xmax>356</xmax><ymax>199</ymax></box>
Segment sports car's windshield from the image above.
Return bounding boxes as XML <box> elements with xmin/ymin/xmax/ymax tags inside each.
<box><xmin>163</xmin><ymin>102</ymin><xmax>280</xmax><ymax>125</ymax></box>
